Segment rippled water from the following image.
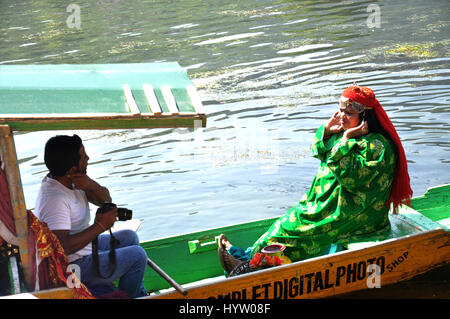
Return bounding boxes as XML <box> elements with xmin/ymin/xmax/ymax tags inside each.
<box><xmin>1</xmin><ymin>0</ymin><xmax>449</xmax><ymax>241</ymax></box>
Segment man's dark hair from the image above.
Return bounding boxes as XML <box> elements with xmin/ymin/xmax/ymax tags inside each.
<box><xmin>44</xmin><ymin>134</ymin><xmax>83</xmax><ymax>177</ymax></box>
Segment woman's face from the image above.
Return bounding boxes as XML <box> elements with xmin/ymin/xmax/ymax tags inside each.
<box><xmin>338</xmin><ymin>106</ymin><xmax>361</xmax><ymax>130</ymax></box>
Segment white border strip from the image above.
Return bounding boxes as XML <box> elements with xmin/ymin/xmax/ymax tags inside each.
<box><xmin>186</xmin><ymin>85</ymin><xmax>206</xmax><ymax>114</ymax></box>
<box><xmin>142</xmin><ymin>84</ymin><xmax>162</xmax><ymax>115</ymax></box>
<box><xmin>160</xmin><ymin>85</ymin><xmax>179</xmax><ymax>115</ymax></box>
<box><xmin>122</xmin><ymin>84</ymin><xmax>141</xmax><ymax>115</ymax></box>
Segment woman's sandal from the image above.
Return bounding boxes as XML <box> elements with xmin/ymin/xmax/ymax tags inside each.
<box><xmin>217</xmin><ymin>234</ymin><xmax>253</xmax><ymax>277</ymax></box>
<box><xmin>217</xmin><ymin>234</ymin><xmax>242</xmax><ymax>276</ymax></box>
<box><xmin>218</xmin><ymin>234</ymin><xmax>230</xmax><ymax>250</ymax></box>
<box><xmin>218</xmin><ymin>247</ymin><xmax>242</xmax><ymax>276</ymax></box>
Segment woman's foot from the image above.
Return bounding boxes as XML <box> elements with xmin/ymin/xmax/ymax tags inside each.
<box><xmin>218</xmin><ymin>247</ymin><xmax>241</xmax><ymax>276</ymax></box>
<box><xmin>218</xmin><ymin>234</ymin><xmax>241</xmax><ymax>276</ymax></box>
<box><xmin>218</xmin><ymin>234</ymin><xmax>231</xmax><ymax>250</ymax></box>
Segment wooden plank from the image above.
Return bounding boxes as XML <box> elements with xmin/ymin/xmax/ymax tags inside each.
<box><xmin>147</xmin><ymin>228</ymin><xmax>450</xmax><ymax>299</ymax></box>
<box><xmin>186</xmin><ymin>85</ymin><xmax>206</xmax><ymax>115</ymax></box>
<box><xmin>122</xmin><ymin>84</ymin><xmax>141</xmax><ymax>115</ymax></box>
<box><xmin>142</xmin><ymin>84</ymin><xmax>162</xmax><ymax>115</ymax></box>
<box><xmin>160</xmin><ymin>85</ymin><xmax>179</xmax><ymax>115</ymax></box>
<box><xmin>0</xmin><ymin>115</ymin><xmax>207</xmax><ymax>131</ymax></box>
<box><xmin>32</xmin><ymin>287</ymin><xmax>76</xmax><ymax>299</ymax></box>
<box><xmin>0</xmin><ymin>125</ymin><xmax>32</xmax><ymax>291</ymax></box>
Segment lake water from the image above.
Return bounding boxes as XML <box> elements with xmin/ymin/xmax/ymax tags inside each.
<box><xmin>1</xmin><ymin>0</ymin><xmax>449</xmax><ymax>241</ymax></box>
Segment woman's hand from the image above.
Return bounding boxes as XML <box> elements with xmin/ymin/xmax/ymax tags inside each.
<box><xmin>343</xmin><ymin>121</ymin><xmax>369</xmax><ymax>140</ymax></box>
<box><xmin>325</xmin><ymin>111</ymin><xmax>343</xmax><ymax>137</ymax></box>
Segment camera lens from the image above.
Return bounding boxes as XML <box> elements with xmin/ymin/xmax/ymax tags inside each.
<box><xmin>117</xmin><ymin>208</ymin><xmax>132</xmax><ymax>221</ymax></box>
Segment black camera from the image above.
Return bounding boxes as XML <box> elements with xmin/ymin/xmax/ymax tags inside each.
<box><xmin>96</xmin><ymin>202</ymin><xmax>132</xmax><ymax>221</ymax></box>
<box><xmin>93</xmin><ymin>203</ymin><xmax>132</xmax><ymax>279</ymax></box>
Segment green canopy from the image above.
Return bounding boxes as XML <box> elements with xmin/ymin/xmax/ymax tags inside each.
<box><xmin>0</xmin><ymin>63</ymin><xmax>206</xmax><ymax>131</ymax></box>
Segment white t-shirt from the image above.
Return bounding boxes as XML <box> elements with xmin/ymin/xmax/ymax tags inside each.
<box><xmin>34</xmin><ymin>176</ymin><xmax>92</xmax><ymax>263</ymax></box>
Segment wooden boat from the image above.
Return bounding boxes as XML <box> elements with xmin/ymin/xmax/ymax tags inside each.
<box><xmin>141</xmin><ymin>183</ymin><xmax>450</xmax><ymax>299</ymax></box>
<box><xmin>1</xmin><ymin>63</ymin><xmax>448</xmax><ymax>299</ymax></box>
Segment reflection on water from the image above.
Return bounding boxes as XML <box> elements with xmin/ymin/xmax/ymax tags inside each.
<box><xmin>1</xmin><ymin>0</ymin><xmax>449</xmax><ymax>240</ymax></box>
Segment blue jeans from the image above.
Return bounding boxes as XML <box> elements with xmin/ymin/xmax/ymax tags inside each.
<box><xmin>72</xmin><ymin>229</ymin><xmax>147</xmax><ymax>298</ymax></box>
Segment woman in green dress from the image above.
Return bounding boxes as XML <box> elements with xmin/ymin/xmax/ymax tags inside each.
<box><xmin>219</xmin><ymin>85</ymin><xmax>413</xmax><ymax>274</ymax></box>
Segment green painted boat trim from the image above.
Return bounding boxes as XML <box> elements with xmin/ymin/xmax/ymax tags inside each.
<box><xmin>411</xmin><ymin>183</ymin><xmax>450</xmax><ymax>230</ymax></box>
<box><xmin>141</xmin><ymin>217</ymin><xmax>277</xmax><ymax>293</ymax></box>
<box><xmin>139</xmin><ymin>184</ymin><xmax>450</xmax><ymax>294</ymax></box>
<box><xmin>1</xmin><ymin>116</ymin><xmax>206</xmax><ymax>132</ymax></box>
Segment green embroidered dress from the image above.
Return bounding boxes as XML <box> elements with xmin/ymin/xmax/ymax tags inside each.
<box><xmin>250</xmin><ymin>125</ymin><xmax>396</xmax><ymax>262</ymax></box>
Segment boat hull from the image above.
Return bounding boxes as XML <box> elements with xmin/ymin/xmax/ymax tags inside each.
<box><xmin>149</xmin><ymin>228</ymin><xmax>449</xmax><ymax>299</ymax></box>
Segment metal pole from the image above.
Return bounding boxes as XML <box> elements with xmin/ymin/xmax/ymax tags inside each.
<box><xmin>146</xmin><ymin>258</ymin><xmax>188</xmax><ymax>295</ymax></box>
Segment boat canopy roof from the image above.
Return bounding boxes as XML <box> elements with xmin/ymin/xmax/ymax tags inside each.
<box><xmin>0</xmin><ymin>63</ymin><xmax>206</xmax><ymax>131</ymax></box>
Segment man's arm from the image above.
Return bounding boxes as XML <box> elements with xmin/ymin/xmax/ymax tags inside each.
<box><xmin>70</xmin><ymin>173</ymin><xmax>112</xmax><ymax>206</ymax></box>
<box><xmin>53</xmin><ymin>208</ymin><xmax>117</xmax><ymax>255</ymax></box>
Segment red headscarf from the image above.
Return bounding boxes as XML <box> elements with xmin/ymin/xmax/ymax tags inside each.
<box><xmin>341</xmin><ymin>85</ymin><xmax>413</xmax><ymax>213</ymax></box>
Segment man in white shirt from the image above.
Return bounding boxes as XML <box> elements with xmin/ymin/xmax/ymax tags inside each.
<box><xmin>34</xmin><ymin>135</ymin><xmax>147</xmax><ymax>298</ymax></box>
